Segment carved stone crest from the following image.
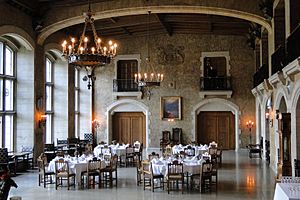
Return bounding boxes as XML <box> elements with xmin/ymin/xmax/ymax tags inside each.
<box><xmin>157</xmin><ymin>44</ymin><xmax>185</xmax><ymax>65</ymax></box>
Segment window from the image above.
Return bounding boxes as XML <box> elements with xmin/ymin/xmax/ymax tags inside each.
<box><xmin>0</xmin><ymin>41</ymin><xmax>16</xmax><ymax>151</ymax></box>
<box><xmin>74</xmin><ymin>68</ymin><xmax>80</xmax><ymax>138</ymax></box>
<box><xmin>45</xmin><ymin>57</ymin><xmax>53</xmax><ymax>143</ymax></box>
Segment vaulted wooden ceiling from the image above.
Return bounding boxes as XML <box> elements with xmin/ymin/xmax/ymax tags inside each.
<box><xmin>6</xmin><ymin>0</ymin><xmax>257</xmax><ymax>40</ymax></box>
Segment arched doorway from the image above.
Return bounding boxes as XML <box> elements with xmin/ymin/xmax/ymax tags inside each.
<box><xmin>192</xmin><ymin>98</ymin><xmax>240</xmax><ymax>151</ymax></box>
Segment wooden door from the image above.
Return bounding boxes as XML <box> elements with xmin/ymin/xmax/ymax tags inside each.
<box><xmin>112</xmin><ymin>112</ymin><xmax>145</xmax><ymax>145</ymax></box>
<box><xmin>197</xmin><ymin>111</ymin><xmax>234</xmax><ymax>149</ymax></box>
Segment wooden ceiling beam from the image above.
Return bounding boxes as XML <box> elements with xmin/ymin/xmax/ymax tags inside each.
<box><xmin>154</xmin><ymin>14</ymin><xmax>173</xmax><ymax>36</ymax></box>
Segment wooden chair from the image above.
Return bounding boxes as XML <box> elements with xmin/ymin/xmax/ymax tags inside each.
<box><xmin>101</xmin><ymin>155</ymin><xmax>118</xmax><ymax>187</ymax></box>
<box><xmin>211</xmin><ymin>160</ymin><xmax>218</xmax><ymax>190</ymax></box>
<box><xmin>201</xmin><ymin>162</ymin><xmax>213</xmax><ymax>193</ymax></box>
<box><xmin>37</xmin><ymin>157</ymin><xmax>55</xmax><ymax>188</ymax></box>
<box><xmin>81</xmin><ymin>159</ymin><xmax>101</xmax><ymax>189</ymax></box>
<box><xmin>167</xmin><ymin>160</ymin><xmax>184</xmax><ymax>194</ymax></box>
<box><xmin>160</xmin><ymin>131</ymin><xmax>171</xmax><ymax>151</ymax></box>
<box><xmin>172</xmin><ymin>128</ymin><xmax>182</xmax><ymax>145</ymax></box>
<box><xmin>134</xmin><ymin>142</ymin><xmax>143</xmax><ymax>162</ymax></box>
<box><xmin>136</xmin><ymin>159</ymin><xmax>143</xmax><ymax>186</ymax></box>
<box><xmin>142</xmin><ymin>160</ymin><xmax>164</xmax><ymax>192</ymax></box>
<box><xmin>55</xmin><ymin>158</ymin><xmax>75</xmax><ymax>190</ymax></box>
<box><xmin>67</xmin><ymin>138</ymin><xmax>79</xmax><ymax>156</ymax></box>
<box><xmin>208</xmin><ymin>147</ymin><xmax>218</xmax><ymax>163</ymax></box>
<box><xmin>125</xmin><ymin>146</ymin><xmax>135</xmax><ymax>167</ymax></box>
<box><xmin>44</xmin><ymin>143</ymin><xmax>56</xmax><ymax>163</ymax></box>
<box><xmin>295</xmin><ymin>159</ymin><xmax>300</xmax><ymax>177</ymax></box>
<box><xmin>0</xmin><ymin>148</ymin><xmax>16</xmax><ymax>176</ymax></box>
<box><xmin>164</xmin><ymin>145</ymin><xmax>172</xmax><ymax>157</ymax></box>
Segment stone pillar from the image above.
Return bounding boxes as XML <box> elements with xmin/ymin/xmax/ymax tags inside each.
<box><xmin>68</xmin><ymin>65</ymin><xmax>75</xmax><ymax>138</ymax></box>
<box><xmin>34</xmin><ymin>44</ymin><xmax>45</xmax><ymax>161</ymax></box>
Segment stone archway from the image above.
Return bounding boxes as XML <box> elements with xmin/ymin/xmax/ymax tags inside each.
<box><xmin>106</xmin><ymin>99</ymin><xmax>150</xmax><ymax>148</ymax></box>
<box><xmin>192</xmin><ymin>98</ymin><xmax>240</xmax><ymax>151</ymax></box>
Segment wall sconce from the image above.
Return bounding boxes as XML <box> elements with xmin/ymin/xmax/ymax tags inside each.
<box><xmin>39</xmin><ymin>114</ymin><xmax>47</xmax><ymax>128</ymax></box>
<box><xmin>167</xmin><ymin>118</ymin><xmax>175</xmax><ymax>122</ymax></box>
<box><xmin>265</xmin><ymin>112</ymin><xmax>273</xmax><ymax>127</ymax></box>
<box><xmin>246</xmin><ymin>120</ymin><xmax>254</xmax><ymax>144</ymax></box>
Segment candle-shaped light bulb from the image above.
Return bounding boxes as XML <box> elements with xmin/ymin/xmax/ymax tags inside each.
<box><xmin>62</xmin><ymin>40</ymin><xmax>67</xmax><ymax>53</ymax></box>
<box><xmin>161</xmin><ymin>74</ymin><xmax>164</xmax><ymax>81</ymax></box>
<box><xmin>157</xmin><ymin>73</ymin><xmax>161</xmax><ymax>81</ymax></box>
<box><xmin>103</xmin><ymin>46</ymin><xmax>107</xmax><ymax>55</ymax></box>
<box><xmin>84</xmin><ymin>37</ymin><xmax>88</xmax><ymax>51</ymax></box>
<box><xmin>80</xmin><ymin>46</ymin><xmax>84</xmax><ymax>54</ymax></box>
<box><xmin>134</xmin><ymin>74</ymin><xmax>138</xmax><ymax>82</ymax></box>
<box><xmin>91</xmin><ymin>47</ymin><xmax>95</xmax><ymax>54</ymax></box>
<box><xmin>138</xmin><ymin>73</ymin><xmax>141</xmax><ymax>80</ymax></box>
<box><xmin>97</xmin><ymin>38</ymin><xmax>101</xmax><ymax>44</ymax></box>
<box><xmin>144</xmin><ymin>73</ymin><xmax>147</xmax><ymax>80</ymax></box>
<box><xmin>108</xmin><ymin>40</ymin><xmax>113</xmax><ymax>46</ymax></box>
<box><xmin>71</xmin><ymin>38</ymin><xmax>75</xmax><ymax>48</ymax></box>
<box><xmin>68</xmin><ymin>45</ymin><xmax>72</xmax><ymax>55</ymax></box>
<box><xmin>151</xmin><ymin>73</ymin><xmax>154</xmax><ymax>81</ymax></box>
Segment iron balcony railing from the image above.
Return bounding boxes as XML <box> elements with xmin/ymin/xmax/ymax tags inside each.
<box><xmin>253</xmin><ymin>64</ymin><xmax>269</xmax><ymax>88</ymax></box>
<box><xmin>200</xmin><ymin>76</ymin><xmax>232</xmax><ymax>91</ymax></box>
<box><xmin>271</xmin><ymin>44</ymin><xmax>286</xmax><ymax>75</ymax></box>
<box><xmin>113</xmin><ymin>79</ymin><xmax>141</xmax><ymax>92</ymax></box>
<box><xmin>287</xmin><ymin>24</ymin><xmax>300</xmax><ymax>64</ymax></box>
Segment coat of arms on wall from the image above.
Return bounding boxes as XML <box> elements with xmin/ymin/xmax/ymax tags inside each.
<box><xmin>157</xmin><ymin>44</ymin><xmax>185</xmax><ymax>65</ymax></box>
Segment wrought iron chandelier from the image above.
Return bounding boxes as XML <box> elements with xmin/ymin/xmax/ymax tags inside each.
<box><xmin>61</xmin><ymin>0</ymin><xmax>117</xmax><ymax>89</ymax></box>
<box><xmin>134</xmin><ymin>11</ymin><xmax>164</xmax><ymax>87</ymax></box>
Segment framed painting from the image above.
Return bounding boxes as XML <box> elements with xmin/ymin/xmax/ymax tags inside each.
<box><xmin>161</xmin><ymin>96</ymin><xmax>181</xmax><ymax>120</ymax></box>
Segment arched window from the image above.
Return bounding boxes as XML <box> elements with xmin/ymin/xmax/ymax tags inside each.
<box><xmin>45</xmin><ymin>57</ymin><xmax>53</xmax><ymax>143</ymax></box>
<box><xmin>0</xmin><ymin>41</ymin><xmax>16</xmax><ymax>151</ymax></box>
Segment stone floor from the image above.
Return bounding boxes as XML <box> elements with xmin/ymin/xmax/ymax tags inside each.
<box><xmin>8</xmin><ymin>149</ymin><xmax>276</xmax><ymax>200</ymax></box>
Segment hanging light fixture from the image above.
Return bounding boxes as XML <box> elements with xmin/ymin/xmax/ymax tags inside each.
<box><xmin>61</xmin><ymin>0</ymin><xmax>117</xmax><ymax>89</ymax></box>
<box><xmin>134</xmin><ymin>11</ymin><xmax>164</xmax><ymax>87</ymax></box>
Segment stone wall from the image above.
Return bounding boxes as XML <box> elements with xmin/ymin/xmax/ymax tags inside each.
<box><xmin>93</xmin><ymin>33</ymin><xmax>256</xmax><ymax>148</ymax></box>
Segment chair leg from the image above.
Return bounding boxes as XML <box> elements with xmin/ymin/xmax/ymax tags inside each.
<box><xmin>43</xmin><ymin>175</ymin><xmax>46</xmax><ymax>188</ymax></box>
<box><xmin>67</xmin><ymin>177</ymin><xmax>70</xmax><ymax>190</ymax></box>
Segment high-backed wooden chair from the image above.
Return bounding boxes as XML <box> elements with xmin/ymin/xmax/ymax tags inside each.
<box><xmin>167</xmin><ymin>160</ymin><xmax>184</xmax><ymax>194</ymax></box>
<box><xmin>55</xmin><ymin>159</ymin><xmax>75</xmax><ymax>190</ymax></box>
<box><xmin>37</xmin><ymin>156</ymin><xmax>55</xmax><ymax>188</ymax></box>
<box><xmin>81</xmin><ymin>160</ymin><xmax>101</xmax><ymax>189</ymax></box>
<box><xmin>201</xmin><ymin>162</ymin><xmax>213</xmax><ymax>193</ymax></box>
<box><xmin>142</xmin><ymin>160</ymin><xmax>164</xmax><ymax>192</ymax></box>
<box><xmin>160</xmin><ymin>131</ymin><xmax>171</xmax><ymax>151</ymax></box>
<box><xmin>101</xmin><ymin>155</ymin><xmax>118</xmax><ymax>188</ymax></box>
<box><xmin>172</xmin><ymin>128</ymin><xmax>182</xmax><ymax>145</ymax></box>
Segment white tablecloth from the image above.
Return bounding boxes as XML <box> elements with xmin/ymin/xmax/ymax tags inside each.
<box><xmin>93</xmin><ymin>144</ymin><xmax>130</xmax><ymax>157</ymax></box>
<box><xmin>172</xmin><ymin>145</ymin><xmax>208</xmax><ymax>155</ymax></box>
<box><xmin>48</xmin><ymin>156</ymin><xmax>106</xmax><ymax>186</ymax></box>
<box><xmin>274</xmin><ymin>183</ymin><xmax>300</xmax><ymax>200</ymax></box>
<box><xmin>151</xmin><ymin>158</ymin><xmax>205</xmax><ymax>176</ymax></box>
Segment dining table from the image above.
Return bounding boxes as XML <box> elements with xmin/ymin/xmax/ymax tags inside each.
<box><xmin>172</xmin><ymin>144</ymin><xmax>209</xmax><ymax>155</ymax></box>
<box><xmin>151</xmin><ymin>156</ymin><xmax>206</xmax><ymax>177</ymax></box>
<box><xmin>48</xmin><ymin>155</ymin><xmax>107</xmax><ymax>186</ymax></box>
